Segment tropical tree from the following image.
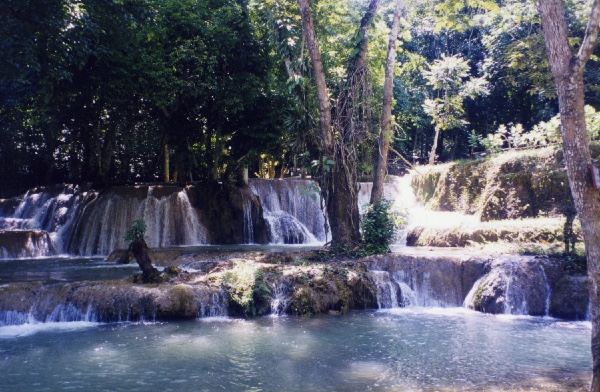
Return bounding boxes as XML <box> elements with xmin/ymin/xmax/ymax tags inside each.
<box><xmin>371</xmin><ymin>0</ymin><xmax>405</xmax><ymax>204</ymax></box>
<box><xmin>537</xmin><ymin>0</ymin><xmax>600</xmax><ymax>389</ymax></box>
<box><xmin>422</xmin><ymin>54</ymin><xmax>487</xmax><ymax>164</ymax></box>
<box><xmin>298</xmin><ymin>0</ymin><xmax>381</xmax><ymax>248</ymax></box>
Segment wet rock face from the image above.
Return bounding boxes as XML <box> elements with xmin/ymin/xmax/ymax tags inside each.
<box><xmin>406</xmin><ymin>219</ymin><xmax>580</xmax><ymax>248</ymax></box>
<box><xmin>363</xmin><ymin>253</ymin><xmax>489</xmax><ymax>307</ymax></box>
<box><xmin>0</xmin><ymin>182</ymin><xmax>271</xmax><ymax>257</ymax></box>
<box><xmin>550</xmin><ymin>276</ymin><xmax>590</xmax><ymax>320</ymax></box>
<box><xmin>0</xmin><ymin>252</ymin><xmax>590</xmax><ymax>323</ymax></box>
<box><xmin>188</xmin><ymin>182</ymin><xmax>269</xmax><ymax>245</ymax></box>
<box><xmin>0</xmin><ymin>281</ymin><xmax>228</xmax><ymax>323</ymax></box>
<box><xmin>285</xmin><ymin>270</ymin><xmax>377</xmax><ymax>316</ymax></box>
<box><xmin>0</xmin><ymin>255</ymin><xmax>380</xmax><ymax>323</ymax></box>
<box><xmin>466</xmin><ymin>256</ymin><xmax>558</xmax><ymax>317</ymax></box>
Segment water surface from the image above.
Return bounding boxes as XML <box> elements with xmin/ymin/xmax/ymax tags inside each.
<box><xmin>0</xmin><ymin>309</ymin><xmax>591</xmax><ymax>391</ymax></box>
<box><xmin>0</xmin><ymin>257</ymin><xmax>138</xmax><ymax>283</ymax></box>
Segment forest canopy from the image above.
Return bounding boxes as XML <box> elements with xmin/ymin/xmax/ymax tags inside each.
<box><xmin>1</xmin><ymin>0</ymin><xmax>600</xmax><ymax>197</ymax></box>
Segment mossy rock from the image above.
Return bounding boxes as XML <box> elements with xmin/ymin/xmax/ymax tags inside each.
<box><xmin>410</xmin><ymin>146</ymin><xmax>597</xmax><ymax>221</ymax></box>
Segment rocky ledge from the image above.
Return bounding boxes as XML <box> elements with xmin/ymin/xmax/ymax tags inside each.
<box><xmin>0</xmin><ymin>250</ymin><xmax>590</xmax><ymax>325</ymax></box>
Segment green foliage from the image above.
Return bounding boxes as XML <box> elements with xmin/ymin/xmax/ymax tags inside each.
<box><xmin>360</xmin><ymin>199</ymin><xmax>404</xmax><ymax>255</ymax></box>
<box><xmin>482</xmin><ymin>105</ymin><xmax>600</xmax><ymax>154</ymax></box>
<box><xmin>299</xmin><ymin>183</ymin><xmax>321</xmax><ymax>201</ymax></box>
<box><xmin>222</xmin><ymin>262</ymin><xmax>271</xmax><ymax>317</ymax></box>
<box><xmin>124</xmin><ymin>220</ymin><xmax>147</xmax><ymax>242</ymax></box>
<box><xmin>422</xmin><ymin>54</ymin><xmax>488</xmax><ymax>133</ymax></box>
<box><xmin>311</xmin><ymin>155</ymin><xmax>336</xmax><ymax>174</ymax></box>
<box><xmin>2</xmin><ymin>0</ymin><xmax>600</xmax><ymax>196</ymax></box>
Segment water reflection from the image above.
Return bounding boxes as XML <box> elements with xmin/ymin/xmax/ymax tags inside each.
<box><xmin>0</xmin><ymin>309</ymin><xmax>587</xmax><ymax>391</ymax></box>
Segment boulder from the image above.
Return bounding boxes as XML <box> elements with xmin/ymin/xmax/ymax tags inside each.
<box><xmin>549</xmin><ymin>276</ymin><xmax>590</xmax><ymax>320</ymax></box>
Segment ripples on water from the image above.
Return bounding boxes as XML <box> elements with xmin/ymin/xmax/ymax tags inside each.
<box><xmin>0</xmin><ymin>309</ymin><xmax>591</xmax><ymax>391</ymax></box>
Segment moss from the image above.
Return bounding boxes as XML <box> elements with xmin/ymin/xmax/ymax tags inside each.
<box><xmin>289</xmin><ymin>287</ymin><xmax>317</xmax><ymax>316</ymax></box>
<box><xmin>222</xmin><ymin>261</ymin><xmax>272</xmax><ymax>317</ymax></box>
<box><xmin>473</xmin><ymin>283</ymin><xmax>485</xmax><ymax>309</ymax></box>
<box><xmin>411</xmin><ymin>146</ymin><xmax>580</xmax><ymax>221</ymax></box>
<box><xmin>334</xmin><ymin>281</ymin><xmax>352</xmax><ymax>313</ymax></box>
<box><xmin>164</xmin><ymin>285</ymin><xmax>197</xmax><ymax>319</ymax></box>
<box><xmin>407</xmin><ymin>217</ymin><xmax>582</xmax><ymax>249</ymax></box>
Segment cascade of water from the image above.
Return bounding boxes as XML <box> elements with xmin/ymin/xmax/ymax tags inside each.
<box><xmin>142</xmin><ymin>187</ymin><xmax>207</xmax><ymax>248</ymax></box>
<box><xmin>0</xmin><ymin>231</ymin><xmax>55</xmax><ymax>259</ymax></box>
<box><xmin>249</xmin><ymin>179</ymin><xmax>327</xmax><ymax>244</ymax></box>
<box><xmin>0</xmin><ymin>303</ymin><xmax>97</xmax><ymax>326</ymax></box>
<box><xmin>463</xmin><ymin>276</ymin><xmax>486</xmax><ymax>309</ymax></box>
<box><xmin>269</xmin><ymin>282</ymin><xmax>291</xmax><ymax>316</ymax></box>
<box><xmin>368</xmin><ymin>270</ymin><xmax>401</xmax><ymax>309</ymax></box>
<box><xmin>397</xmin><ymin>281</ymin><xmax>417</xmax><ymax>307</ymax></box>
<box><xmin>539</xmin><ymin>265</ymin><xmax>551</xmax><ymax>317</ymax></box>
<box><xmin>199</xmin><ymin>289</ymin><xmax>227</xmax><ymax>318</ymax></box>
<box><xmin>242</xmin><ymin>198</ymin><xmax>254</xmax><ymax>244</ymax></box>
<box><xmin>503</xmin><ymin>260</ymin><xmax>529</xmax><ymax>315</ymax></box>
<box><xmin>0</xmin><ymin>310</ymin><xmax>32</xmax><ymax>326</ymax></box>
<box><xmin>45</xmin><ymin>303</ymin><xmax>97</xmax><ymax>323</ymax></box>
<box><xmin>387</xmin><ymin>172</ymin><xmax>480</xmax><ymax>247</ymax></box>
<box><xmin>0</xmin><ymin>184</ymin><xmax>212</xmax><ymax>257</ymax></box>
<box><xmin>66</xmin><ymin>186</ymin><xmax>209</xmax><ymax>255</ymax></box>
<box><xmin>0</xmin><ymin>185</ymin><xmax>80</xmax><ymax>233</ymax></box>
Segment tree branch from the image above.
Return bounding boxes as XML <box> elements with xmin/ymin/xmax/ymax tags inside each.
<box><xmin>574</xmin><ymin>0</ymin><xmax>600</xmax><ymax>75</ymax></box>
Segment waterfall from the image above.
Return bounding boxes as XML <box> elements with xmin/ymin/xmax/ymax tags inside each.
<box><xmin>463</xmin><ymin>276</ymin><xmax>486</xmax><ymax>308</ymax></box>
<box><xmin>269</xmin><ymin>282</ymin><xmax>291</xmax><ymax>316</ymax></box>
<box><xmin>198</xmin><ymin>289</ymin><xmax>228</xmax><ymax>318</ymax></box>
<box><xmin>249</xmin><ymin>179</ymin><xmax>327</xmax><ymax>244</ymax></box>
<box><xmin>0</xmin><ymin>230</ymin><xmax>55</xmax><ymax>259</ymax></box>
<box><xmin>397</xmin><ymin>281</ymin><xmax>417</xmax><ymax>307</ymax></box>
<box><xmin>242</xmin><ymin>199</ymin><xmax>255</xmax><ymax>244</ymax></box>
<box><xmin>0</xmin><ymin>283</ymin><xmax>228</xmax><ymax>326</ymax></box>
<box><xmin>0</xmin><ymin>185</ymin><xmax>211</xmax><ymax>257</ymax></box>
<box><xmin>367</xmin><ymin>270</ymin><xmax>401</xmax><ymax>309</ymax></box>
<box><xmin>539</xmin><ymin>265</ymin><xmax>551</xmax><ymax>317</ymax></box>
<box><xmin>66</xmin><ymin>186</ymin><xmax>209</xmax><ymax>255</ymax></box>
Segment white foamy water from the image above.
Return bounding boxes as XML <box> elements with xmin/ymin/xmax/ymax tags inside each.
<box><xmin>0</xmin><ymin>321</ymin><xmax>100</xmax><ymax>338</ymax></box>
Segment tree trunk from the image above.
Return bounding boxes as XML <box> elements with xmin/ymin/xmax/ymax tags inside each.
<box><xmin>97</xmin><ymin>122</ymin><xmax>117</xmax><ymax>187</ymax></box>
<box><xmin>298</xmin><ymin>0</ymin><xmax>382</xmax><ymax>248</ymax></box>
<box><xmin>371</xmin><ymin>0</ymin><xmax>404</xmax><ymax>204</ymax></box>
<box><xmin>428</xmin><ymin>125</ymin><xmax>441</xmax><ymax>165</ymax></box>
<box><xmin>129</xmin><ymin>238</ymin><xmax>161</xmax><ymax>283</ymax></box>
<box><xmin>164</xmin><ymin>143</ymin><xmax>170</xmax><ymax>183</ymax></box>
<box><xmin>297</xmin><ymin>0</ymin><xmax>333</xmax><ymax>152</ymax></box>
<box><xmin>538</xmin><ymin>0</ymin><xmax>600</xmax><ymax>389</ymax></box>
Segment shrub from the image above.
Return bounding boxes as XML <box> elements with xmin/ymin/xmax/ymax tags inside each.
<box><xmin>361</xmin><ymin>199</ymin><xmax>404</xmax><ymax>255</ymax></box>
<box><xmin>124</xmin><ymin>219</ymin><xmax>147</xmax><ymax>242</ymax></box>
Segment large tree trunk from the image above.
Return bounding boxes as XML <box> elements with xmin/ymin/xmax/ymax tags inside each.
<box><xmin>371</xmin><ymin>0</ymin><xmax>404</xmax><ymax>204</ymax></box>
<box><xmin>538</xmin><ymin>0</ymin><xmax>600</xmax><ymax>389</ymax></box>
<box><xmin>298</xmin><ymin>0</ymin><xmax>380</xmax><ymax>248</ymax></box>
<box><xmin>297</xmin><ymin>0</ymin><xmax>333</xmax><ymax>151</ymax></box>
